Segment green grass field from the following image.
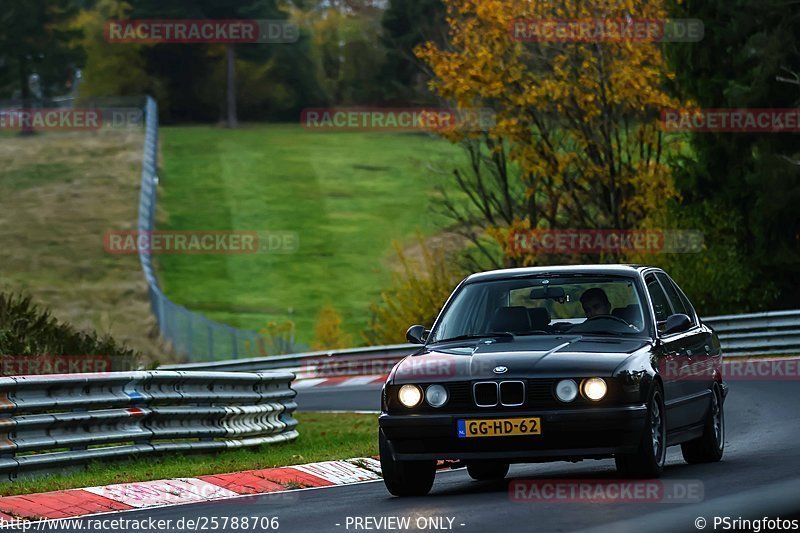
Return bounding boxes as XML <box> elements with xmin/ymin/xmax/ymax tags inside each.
<box><xmin>1</xmin><ymin>412</ymin><xmax>377</xmax><ymax>497</ymax></box>
<box><xmin>157</xmin><ymin>125</ymin><xmax>462</xmax><ymax>347</ymax></box>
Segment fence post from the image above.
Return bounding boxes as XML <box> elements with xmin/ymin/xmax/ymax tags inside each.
<box><xmin>232</xmin><ymin>329</ymin><xmax>238</xmax><ymax>359</ymax></box>
<box><xmin>208</xmin><ymin>324</ymin><xmax>214</xmax><ymax>361</ymax></box>
<box><xmin>187</xmin><ymin>312</ymin><xmax>193</xmax><ymax>361</ymax></box>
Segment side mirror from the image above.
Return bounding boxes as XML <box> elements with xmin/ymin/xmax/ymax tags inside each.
<box><xmin>663</xmin><ymin>313</ymin><xmax>691</xmax><ymax>335</ymax></box>
<box><xmin>406</xmin><ymin>325</ymin><xmax>427</xmax><ymax>344</ymax></box>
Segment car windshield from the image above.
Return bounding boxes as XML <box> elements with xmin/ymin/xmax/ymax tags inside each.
<box><xmin>429</xmin><ymin>275</ymin><xmax>647</xmax><ymax>343</ymax></box>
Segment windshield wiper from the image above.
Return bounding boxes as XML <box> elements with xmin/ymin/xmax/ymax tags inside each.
<box><xmin>431</xmin><ymin>332</ymin><xmax>515</xmax><ymax>344</ymax></box>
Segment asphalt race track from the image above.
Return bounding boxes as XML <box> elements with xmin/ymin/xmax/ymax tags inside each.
<box><xmin>33</xmin><ymin>380</ymin><xmax>800</xmax><ymax>532</ymax></box>
<box><xmin>295</xmin><ymin>384</ymin><xmax>383</xmax><ymax>411</ymax></box>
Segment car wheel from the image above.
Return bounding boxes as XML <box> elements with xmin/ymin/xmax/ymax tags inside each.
<box><xmin>615</xmin><ymin>383</ymin><xmax>666</xmax><ymax>478</ymax></box>
<box><xmin>466</xmin><ymin>462</ymin><xmax>509</xmax><ymax>481</ymax></box>
<box><xmin>379</xmin><ymin>429</ymin><xmax>435</xmax><ymax>497</ymax></box>
<box><xmin>681</xmin><ymin>382</ymin><xmax>725</xmax><ymax>464</ymax></box>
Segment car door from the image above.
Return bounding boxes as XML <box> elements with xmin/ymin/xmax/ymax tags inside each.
<box><xmin>644</xmin><ymin>271</ymin><xmax>693</xmax><ymax>431</ymax></box>
<box><xmin>660</xmin><ymin>273</ymin><xmax>716</xmax><ymax>416</ymax></box>
<box><xmin>644</xmin><ymin>272</ymin><xmax>683</xmax><ymax>428</ymax></box>
<box><xmin>653</xmin><ymin>272</ymin><xmax>711</xmax><ymax>430</ymax></box>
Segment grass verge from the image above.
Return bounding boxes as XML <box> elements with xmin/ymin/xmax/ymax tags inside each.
<box><xmin>0</xmin><ymin>412</ymin><xmax>378</xmax><ymax>497</ymax></box>
<box><xmin>157</xmin><ymin>125</ymin><xmax>461</xmax><ymax>346</ymax></box>
<box><xmin>0</xmin><ymin>129</ymin><xmax>167</xmax><ymax>361</ymax></box>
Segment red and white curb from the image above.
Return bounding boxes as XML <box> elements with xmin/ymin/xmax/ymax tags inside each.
<box><xmin>0</xmin><ymin>458</ymin><xmax>382</xmax><ymax>521</ymax></box>
<box><xmin>0</xmin><ymin>459</ymin><xmax>457</xmax><ymax>522</ymax></box>
<box><xmin>292</xmin><ymin>375</ymin><xmax>387</xmax><ymax>389</ymax></box>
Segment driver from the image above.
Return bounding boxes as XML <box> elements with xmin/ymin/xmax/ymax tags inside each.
<box><xmin>580</xmin><ymin>288</ymin><xmax>611</xmax><ymax>318</ymax></box>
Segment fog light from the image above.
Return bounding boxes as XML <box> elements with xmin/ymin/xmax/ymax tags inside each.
<box><xmin>398</xmin><ymin>384</ymin><xmax>423</xmax><ymax>408</ymax></box>
<box><xmin>583</xmin><ymin>378</ymin><xmax>607</xmax><ymax>401</ymax></box>
<box><xmin>425</xmin><ymin>384</ymin><xmax>449</xmax><ymax>407</ymax></box>
<box><xmin>555</xmin><ymin>379</ymin><xmax>578</xmax><ymax>402</ymax></box>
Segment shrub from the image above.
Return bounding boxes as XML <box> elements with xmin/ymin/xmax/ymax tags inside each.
<box><xmin>0</xmin><ymin>293</ymin><xmax>139</xmax><ymax>374</ymax></box>
<box><xmin>311</xmin><ymin>306</ymin><xmax>353</xmax><ymax>351</ymax></box>
<box><xmin>364</xmin><ymin>235</ymin><xmax>465</xmax><ymax>345</ymax></box>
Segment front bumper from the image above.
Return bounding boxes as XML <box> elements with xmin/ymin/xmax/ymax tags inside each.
<box><xmin>379</xmin><ymin>404</ymin><xmax>647</xmax><ymax>462</ymax></box>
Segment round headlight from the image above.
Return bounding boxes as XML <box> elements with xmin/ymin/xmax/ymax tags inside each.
<box><xmin>555</xmin><ymin>379</ymin><xmax>578</xmax><ymax>402</ymax></box>
<box><xmin>583</xmin><ymin>378</ymin><xmax>607</xmax><ymax>401</ymax></box>
<box><xmin>398</xmin><ymin>384</ymin><xmax>423</xmax><ymax>407</ymax></box>
<box><xmin>425</xmin><ymin>384</ymin><xmax>449</xmax><ymax>408</ymax></box>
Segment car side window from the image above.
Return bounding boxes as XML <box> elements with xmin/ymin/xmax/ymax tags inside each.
<box><xmin>645</xmin><ymin>274</ymin><xmax>672</xmax><ymax>331</ymax></box>
<box><xmin>655</xmin><ymin>273</ymin><xmax>690</xmax><ymax>318</ymax></box>
<box><xmin>662</xmin><ymin>274</ymin><xmax>698</xmax><ymax>325</ymax></box>
<box><xmin>676</xmin><ymin>287</ymin><xmax>698</xmax><ymax>324</ymax></box>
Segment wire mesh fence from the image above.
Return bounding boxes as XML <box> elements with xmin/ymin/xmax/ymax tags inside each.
<box><xmin>137</xmin><ymin>97</ymin><xmax>301</xmax><ymax>361</ymax></box>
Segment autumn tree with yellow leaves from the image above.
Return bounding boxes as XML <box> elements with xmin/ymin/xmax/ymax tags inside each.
<box><xmin>312</xmin><ymin>306</ymin><xmax>353</xmax><ymax>351</ymax></box>
<box><xmin>416</xmin><ymin>0</ymin><xmax>684</xmax><ymax>267</ymax></box>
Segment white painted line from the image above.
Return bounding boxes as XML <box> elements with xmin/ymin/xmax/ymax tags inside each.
<box><xmin>337</xmin><ymin>376</ymin><xmax>384</xmax><ymax>387</ymax></box>
<box><xmin>292</xmin><ymin>378</ymin><xmax>328</xmax><ymax>389</ymax></box>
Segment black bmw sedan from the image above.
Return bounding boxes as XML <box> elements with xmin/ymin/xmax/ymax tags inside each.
<box><xmin>379</xmin><ymin>265</ymin><xmax>727</xmax><ymax>496</ymax></box>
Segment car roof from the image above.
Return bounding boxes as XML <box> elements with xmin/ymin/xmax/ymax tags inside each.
<box><xmin>464</xmin><ymin>264</ymin><xmax>654</xmax><ymax>283</ymax></box>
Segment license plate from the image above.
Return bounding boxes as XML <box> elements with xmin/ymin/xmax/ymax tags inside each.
<box><xmin>457</xmin><ymin>417</ymin><xmax>541</xmax><ymax>438</ymax></box>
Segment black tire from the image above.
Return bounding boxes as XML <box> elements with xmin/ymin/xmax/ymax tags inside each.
<box><xmin>466</xmin><ymin>462</ymin><xmax>509</xmax><ymax>481</ymax></box>
<box><xmin>615</xmin><ymin>383</ymin><xmax>667</xmax><ymax>478</ymax></box>
<box><xmin>681</xmin><ymin>382</ymin><xmax>725</xmax><ymax>464</ymax></box>
<box><xmin>379</xmin><ymin>429</ymin><xmax>435</xmax><ymax>496</ymax></box>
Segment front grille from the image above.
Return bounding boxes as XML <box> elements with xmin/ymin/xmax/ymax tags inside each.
<box><xmin>527</xmin><ymin>379</ymin><xmax>560</xmax><ymax>407</ymax></box>
<box><xmin>385</xmin><ymin>378</ymin><xmax>624</xmax><ymax>413</ymax></box>
<box><xmin>473</xmin><ymin>382</ymin><xmax>498</xmax><ymax>407</ymax></box>
<box><xmin>499</xmin><ymin>381</ymin><xmax>525</xmax><ymax>406</ymax></box>
<box><xmin>447</xmin><ymin>382</ymin><xmax>472</xmax><ymax>406</ymax></box>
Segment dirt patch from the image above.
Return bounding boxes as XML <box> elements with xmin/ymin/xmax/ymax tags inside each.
<box><xmin>0</xmin><ymin>129</ymin><xmax>171</xmax><ymax>363</ymax></box>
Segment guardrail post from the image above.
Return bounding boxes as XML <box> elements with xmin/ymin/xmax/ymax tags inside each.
<box><xmin>70</xmin><ymin>407</ymin><xmax>89</xmax><ymax>454</ymax></box>
<box><xmin>0</xmin><ymin>412</ymin><xmax>15</xmax><ymax>481</ymax></box>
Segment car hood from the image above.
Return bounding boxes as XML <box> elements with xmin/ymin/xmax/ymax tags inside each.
<box><xmin>390</xmin><ymin>336</ymin><xmax>650</xmax><ymax>382</ymax></box>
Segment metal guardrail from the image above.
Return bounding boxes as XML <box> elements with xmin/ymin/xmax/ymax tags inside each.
<box><xmin>703</xmin><ymin>309</ymin><xmax>800</xmax><ymax>357</ymax></box>
<box><xmin>162</xmin><ymin>310</ymin><xmax>800</xmax><ymax>375</ymax></box>
<box><xmin>0</xmin><ymin>371</ymin><xmax>297</xmax><ymax>480</ymax></box>
<box><xmin>137</xmin><ymin>97</ymin><xmax>303</xmax><ymax>361</ymax></box>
